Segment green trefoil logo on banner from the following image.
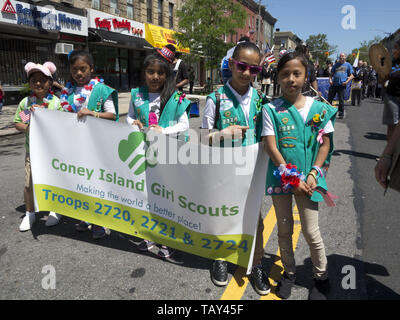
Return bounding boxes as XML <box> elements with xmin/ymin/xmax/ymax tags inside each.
<box><xmin>118</xmin><ymin>132</ymin><xmax>157</xmax><ymax>175</ymax></box>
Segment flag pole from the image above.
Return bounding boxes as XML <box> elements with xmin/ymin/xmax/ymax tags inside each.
<box><xmin>310</xmin><ymin>86</ymin><xmax>333</xmax><ymax>106</ymax></box>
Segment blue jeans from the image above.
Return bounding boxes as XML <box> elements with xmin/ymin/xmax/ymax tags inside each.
<box><xmin>328</xmin><ymin>85</ymin><xmax>346</xmax><ymax>115</ymax></box>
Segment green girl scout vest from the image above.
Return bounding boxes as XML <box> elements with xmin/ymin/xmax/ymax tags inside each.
<box><xmin>68</xmin><ymin>83</ymin><xmax>119</xmax><ymax>121</ymax></box>
<box><xmin>130</xmin><ymin>87</ymin><xmax>191</xmax><ymax>129</ymax></box>
<box><xmin>207</xmin><ymin>84</ymin><xmax>264</xmax><ymax>146</ymax></box>
<box><xmin>264</xmin><ymin>97</ymin><xmax>337</xmax><ymax>202</ymax></box>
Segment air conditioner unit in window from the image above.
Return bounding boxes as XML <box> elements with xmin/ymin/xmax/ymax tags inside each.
<box><xmin>61</xmin><ymin>0</ymin><xmax>74</xmax><ymax>5</ymax></box>
<box><xmin>55</xmin><ymin>43</ymin><xmax>74</xmax><ymax>55</ymax></box>
<box><xmin>110</xmin><ymin>8</ymin><xmax>120</xmax><ymax>15</ymax></box>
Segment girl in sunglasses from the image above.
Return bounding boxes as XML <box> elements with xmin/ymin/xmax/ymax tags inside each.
<box><xmin>202</xmin><ymin>41</ymin><xmax>271</xmax><ymax>296</ymax></box>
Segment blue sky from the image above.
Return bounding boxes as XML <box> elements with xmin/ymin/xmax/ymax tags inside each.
<box><xmin>264</xmin><ymin>0</ymin><xmax>400</xmax><ymax>55</ymax></box>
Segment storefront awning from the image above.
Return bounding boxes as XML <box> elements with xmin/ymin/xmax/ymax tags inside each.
<box><xmin>88</xmin><ymin>29</ymin><xmax>154</xmax><ymax>50</ymax></box>
<box><xmin>144</xmin><ymin>24</ymin><xmax>190</xmax><ymax>54</ymax></box>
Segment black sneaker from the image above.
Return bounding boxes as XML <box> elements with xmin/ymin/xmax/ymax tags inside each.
<box><xmin>249</xmin><ymin>265</ymin><xmax>271</xmax><ymax>296</ymax></box>
<box><xmin>211</xmin><ymin>260</ymin><xmax>228</xmax><ymax>286</ymax></box>
<box><xmin>276</xmin><ymin>272</ymin><xmax>296</xmax><ymax>299</ymax></box>
<box><xmin>309</xmin><ymin>278</ymin><xmax>330</xmax><ymax>300</ymax></box>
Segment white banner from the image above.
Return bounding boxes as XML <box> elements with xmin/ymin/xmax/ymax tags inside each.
<box><xmin>30</xmin><ymin>109</ymin><xmax>268</xmax><ymax>271</ymax></box>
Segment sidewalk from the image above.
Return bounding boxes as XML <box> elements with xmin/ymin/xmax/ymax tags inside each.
<box><xmin>0</xmin><ymin>92</ymin><xmax>207</xmax><ymax>137</ymax></box>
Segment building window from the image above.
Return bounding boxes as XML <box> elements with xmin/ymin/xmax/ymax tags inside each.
<box><xmin>168</xmin><ymin>3</ymin><xmax>173</xmax><ymax>29</ymax></box>
<box><xmin>110</xmin><ymin>0</ymin><xmax>117</xmax><ymax>10</ymax></box>
<box><xmin>158</xmin><ymin>0</ymin><xmax>163</xmax><ymax>26</ymax></box>
<box><xmin>91</xmin><ymin>0</ymin><xmax>100</xmax><ymax>10</ymax></box>
<box><xmin>147</xmin><ymin>0</ymin><xmax>153</xmax><ymax>23</ymax></box>
<box><xmin>127</xmin><ymin>0</ymin><xmax>134</xmax><ymax>19</ymax></box>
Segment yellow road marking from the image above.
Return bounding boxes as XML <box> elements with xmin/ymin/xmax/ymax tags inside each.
<box><xmin>261</xmin><ymin>209</ymin><xmax>302</xmax><ymax>300</ymax></box>
<box><xmin>220</xmin><ymin>204</ymin><xmax>303</xmax><ymax>300</ymax></box>
<box><xmin>220</xmin><ymin>206</ymin><xmax>277</xmax><ymax>300</ymax></box>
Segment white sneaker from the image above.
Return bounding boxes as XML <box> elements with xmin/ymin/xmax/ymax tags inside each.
<box><xmin>19</xmin><ymin>212</ymin><xmax>36</xmax><ymax>232</ymax></box>
<box><xmin>45</xmin><ymin>212</ymin><xmax>61</xmax><ymax>227</ymax></box>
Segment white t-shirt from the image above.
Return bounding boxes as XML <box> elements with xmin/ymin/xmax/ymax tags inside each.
<box><xmin>262</xmin><ymin>96</ymin><xmax>334</xmax><ymax>136</ymax></box>
<box><xmin>202</xmin><ymin>81</ymin><xmax>253</xmax><ymax>129</ymax></box>
<box><xmin>126</xmin><ymin>92</ymin><xmax>189</xmax><ymax>136</ymax></box>
<box><xmin>74</xmin><ymin>87</ymin><xmax>116</xmax><ymax>114</ymax></box>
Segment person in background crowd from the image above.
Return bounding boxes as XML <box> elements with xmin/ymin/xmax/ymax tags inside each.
<box><xmin>165</xmin><ymin>44</ymin><xmax>189</xmax><ymax>92</ymax></box>
<box><xmin>328</xmin><ymin>53</ymin><xmax>354</xmax><ymax>119</ymax></box>
<box><xmin>351</xmin><ymin>60</ymin><xmax>364</xmax><ymax>106</ymax></box>
<box><xmin>271</xmin><ymin>64</ymin><xmax>280</xmax><ymax>97</ymax></box>
<box><xmin>295</xmin><ymin>44</ymin><xmax>320</xmax><ymax>97</ymax></box>
<box><xmin>261</xmin><ymin>62</ymin><xmax>272</xmax><ymax>95</ymax></box>
<box><xmin>367</xmin><ymin>66</ymin><xmax>377</xmax><ymax>98</ymax></box>
<box><xmin>361</xmin><ymin>61</ymin><xmax>369</xmax><ymax>99</ymax></box>
<box><xmin>324</xmin><ymin>62</ymin><xmax>333</xmax><ymax>77</ymax></box>
<box><xmin>187</xmin><ymin>66</ymin><xmax>195</xmax><ymax>94</ymax></box>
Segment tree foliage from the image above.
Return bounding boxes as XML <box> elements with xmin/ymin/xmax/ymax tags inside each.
<box><xmin>174</xmin><ymin>0</ymin><xmax>247</xmax><ymax>71</ymax></box>
<box><xmin>306</xmin><ymin>34</ymin><xmax>337</xmax><ymax>66</ymax></box>
<box><xmin>347</xmin><ymin>35</ymin><xmax>383</xmax><ymax>65</ymax></box>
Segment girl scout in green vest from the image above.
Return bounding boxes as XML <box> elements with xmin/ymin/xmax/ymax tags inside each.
<box><xmin>15</xmin><ymin>61</ymin><xmax>64</xmax><ymax>232</ymax></box>
<box><xmin>202</xmin><ymin>41</ymin><xmax>271</xmax><ymax>296</ymax></box>
<box><xmin>127</xmin><ymin>52</ymin><xmax>191</xmax><ymax>259</ymax></box>
<box><xmin>61</xmin><ymin>50</ymin><xmax>119</xmax><ymax>240</ymax></box>
<box><xmin>262</xmin><ymin>51</ymin><xmax>337</xmax><ymax>300</ymax></box>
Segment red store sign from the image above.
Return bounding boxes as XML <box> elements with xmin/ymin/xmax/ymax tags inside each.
<box><xmin>94</xmin><ymin>17</ymin><xmax>143</xmax><ymax>36</ymax></box>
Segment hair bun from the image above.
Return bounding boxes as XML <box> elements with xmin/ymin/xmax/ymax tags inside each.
<box><xmin>43</xmin><ymin>61</ymin><xmax>57</xmax><ymax>75</ymax></box>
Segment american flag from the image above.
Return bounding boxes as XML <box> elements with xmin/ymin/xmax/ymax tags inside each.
<box><xmin>265</xmin><ymin>54</ymin><xmax>276</xmax><ymax>65</ymax></box>
<box><xmin>19</xmin><ymin>109</ymin><xmax>30</xmax><ymax>123</ymax></box>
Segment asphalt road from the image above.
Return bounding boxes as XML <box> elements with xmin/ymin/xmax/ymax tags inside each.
<box><xmin>0</xmin><ymin>97</ymin><xmax>399</xmax><ymax>301</ymax></box>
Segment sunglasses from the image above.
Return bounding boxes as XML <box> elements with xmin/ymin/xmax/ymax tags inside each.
<box><xmin>231</xmin><ymin>59</ymin><xmax>262</xmax><ymax>75</ymax></box>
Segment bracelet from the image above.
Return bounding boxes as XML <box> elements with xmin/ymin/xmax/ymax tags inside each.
<box><xmin>307</xmin><ymin>171</ymin><xmax>318</xmax><ymax>182</ymax></box>
<box><xmin>94</xmin><ymin>111</ymin><xmax>100</xmax><ymax>118</ymax></box>
<box><xmin>312</xmin><ymin>165</ymin><xmax>324</xmax><ymax>178</ymax></box>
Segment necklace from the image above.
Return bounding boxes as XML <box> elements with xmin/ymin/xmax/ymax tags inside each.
<box><xmin>60</xmin><ymin>77</ymin><xmax>103</xmax><ymax>112</ymax></box>
<box><xmin>29</xmin><ymin>91</ymin><xmax>54</xmax><ymax>108</ymax></box>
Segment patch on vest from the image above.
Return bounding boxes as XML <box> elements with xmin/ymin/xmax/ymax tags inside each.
<box><xmin>220</xmin><ymin>100</ymin><xmax>234</xmax><ymax>111</ymax></box>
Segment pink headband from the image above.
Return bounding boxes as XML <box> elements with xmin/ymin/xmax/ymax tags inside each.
<box><xmin>25</xmin><ymin>62</ymin><xmax>57</xmax><ymax>79</ymax></box>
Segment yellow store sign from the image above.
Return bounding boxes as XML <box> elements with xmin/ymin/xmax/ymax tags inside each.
<box><xmin>145</xmin><ymin>23</ymin><xmax>190</xmax><ymax>53</ymax></box>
